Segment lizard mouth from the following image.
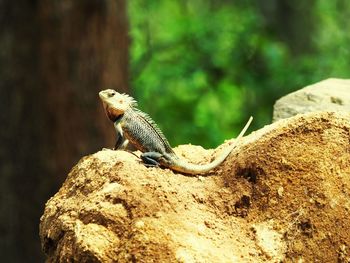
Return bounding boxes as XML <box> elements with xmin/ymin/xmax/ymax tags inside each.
<box><xmin>99</xmin><ymin>91</ymin><xmax>108</xmax><ymax>100</ymax></box>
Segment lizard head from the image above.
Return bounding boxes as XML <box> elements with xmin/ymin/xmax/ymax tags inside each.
<box><xmin>99</xmin><ymin>89</ymin><xmax>136</xmax><ymax>122</ymax></box>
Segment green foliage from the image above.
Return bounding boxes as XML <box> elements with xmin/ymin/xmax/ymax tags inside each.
<box><xmin>128</xmin><ymin>0</ymin><xmax>350</xmax><ymax>148</ymax></box>
<box><xmin>314</xmin><ymin>0</ymin><xmax>350</xmax><ymax>77</ymax></box>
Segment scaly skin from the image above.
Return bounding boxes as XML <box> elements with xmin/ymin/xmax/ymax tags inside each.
<box><xmin>99</xmin><ymin>89</ymin><xmax>252</xmax><ymax>175</ymax></box>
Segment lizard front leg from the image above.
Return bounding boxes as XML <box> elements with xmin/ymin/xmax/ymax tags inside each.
<box><xmin>114</xmin><ymin>135</ymin><xmax>129</xmax><ymax>150</ymax></box>
<box><xmin>113</xmin><ymin>122</ymin><xmax>129</xmax><ymax>150</ymax></box>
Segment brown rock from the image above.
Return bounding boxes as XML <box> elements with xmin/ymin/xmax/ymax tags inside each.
<box><xmin>40</xmin><ymin>112</ymin><xmax>350</xmax><ymax>262</ymax></box>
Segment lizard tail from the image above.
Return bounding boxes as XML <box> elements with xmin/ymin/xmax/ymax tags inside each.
<box><xmin>169</xmin><ymin>116</ymin><xmax>253</xmax><ymax>175</ymax></box>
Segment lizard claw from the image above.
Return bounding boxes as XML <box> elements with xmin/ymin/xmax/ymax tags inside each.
<box><xmin>142</xmin><ymin>162</ymin><xmax>159</xmax><ymax>168</ymax></box>
<box><xmin>102</xmin><ymin>147</ymin><xmax>112</xmax><ymax>151</ymax></box>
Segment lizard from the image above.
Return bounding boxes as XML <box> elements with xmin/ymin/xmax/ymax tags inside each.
<box><xmin>99</xmin><ymin>89</ymin><xmax>252</xmax><ymax>175</ymax></box>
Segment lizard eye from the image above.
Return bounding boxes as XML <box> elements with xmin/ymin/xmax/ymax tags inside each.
<box><xmin>108</xmin><ymin>92</ymin><xmax>116</xmax><ymax>98</ymax></box>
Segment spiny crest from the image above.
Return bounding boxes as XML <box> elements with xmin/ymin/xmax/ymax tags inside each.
<box><xmin>120</xmin><ymin>93</ymin><xmax>138</xmax><ymax>108</ymax></box>
<box><xmin>134</xmin><ymin>108</ymin><xmax>174</xmax><ymax>151</ymax></box>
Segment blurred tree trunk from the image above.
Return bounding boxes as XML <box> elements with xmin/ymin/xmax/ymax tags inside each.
<box><xmin>0</xmin><ymin>0</ymin><xmax>128</xmax><ymax>262</ymax></box>
<box><xmin>257</xmin><ymin>0</ymin><xmax>316</xmax><ymax>54</ymax></box>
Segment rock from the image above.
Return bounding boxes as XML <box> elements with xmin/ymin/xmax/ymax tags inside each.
<box><xmin>40</xmin><ymin>112</ymin><xmax>350</xmax><ymax>262</ymax></box>
<box><xmin>273</xmin><ymin>78</ymin><xmax>350</xmax><ymax>122</ymax></box>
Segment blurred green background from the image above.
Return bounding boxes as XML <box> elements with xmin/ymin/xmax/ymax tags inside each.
<box><xmin>0</xmin><ymin>0</ymin><xmax>349</xmax><ymax>262</ymax></box>
<box><xmin>128</xmin><ymin>0</ymin><xmax>350</xmax><ymax>147</ymax></box>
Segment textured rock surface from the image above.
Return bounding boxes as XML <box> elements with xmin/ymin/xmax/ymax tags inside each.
<box><xmin>40</xmin><ymin>112</ymin><xmax>350</xmax><ymax>262</ymax></box>
<box><xmin>273</xmin><ymin>78</ymin><xmax>350</xmax><ymax>122</ymax></box>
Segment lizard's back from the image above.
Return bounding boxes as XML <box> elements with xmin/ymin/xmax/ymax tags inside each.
<box><xmin>121</xmin><ymin>108</ymin><xmax>176</xmax><ymax>155</ymax></box>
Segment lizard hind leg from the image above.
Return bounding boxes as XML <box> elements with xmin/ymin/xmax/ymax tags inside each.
<box><xmin>140</xmin><ymin>152</ymin><xmax>163</xmax><ymax>167</ymax></box>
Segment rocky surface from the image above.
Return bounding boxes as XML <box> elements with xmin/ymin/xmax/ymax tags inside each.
<box><xmin>40</xmin><ymin>112</ymin><xmax>350</xmax><ymax>262</ymax></box>
<box><xmin>273</xmin><ymin>78</ymin><xmax>350</xmax><ymax>122</ymax></box>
